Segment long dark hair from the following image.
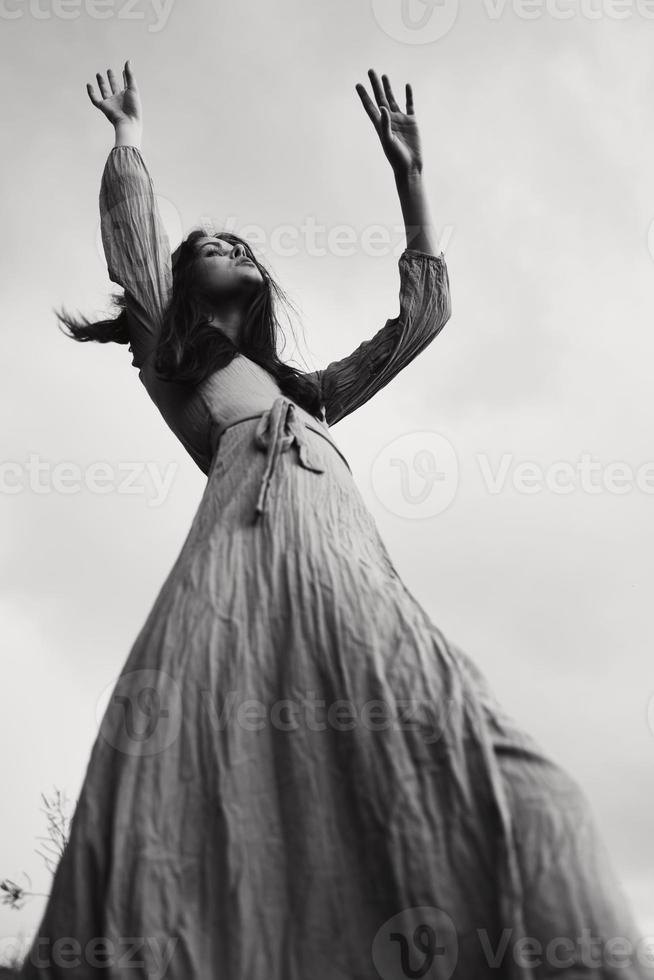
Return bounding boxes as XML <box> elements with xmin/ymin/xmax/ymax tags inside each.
<box><xmin>55</xmin><ymin>229</ymin><xmax>323</xmax><ymax>419</ymax></box>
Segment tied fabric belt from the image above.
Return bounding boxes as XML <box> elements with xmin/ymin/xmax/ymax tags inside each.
<box><xmin>253</xmin><ymin>397</ymin><xmax>325</xmax><ymax>523</ymax></box>
<box><xmin>217</xmin><ymin>396</ymin><xmax>351</xmax><ymax>524</ymax></box>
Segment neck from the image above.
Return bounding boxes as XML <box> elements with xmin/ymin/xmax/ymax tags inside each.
<box><xmin>205</xmin><ymin>299</ymin><xmax>247</xmax><ymax>346</ymax></box>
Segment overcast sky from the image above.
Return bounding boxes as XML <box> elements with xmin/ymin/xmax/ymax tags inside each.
<box><xmin>2</xmin><ymin>0</ymin><xmax>654</xmax><ymax>960</ymax></box>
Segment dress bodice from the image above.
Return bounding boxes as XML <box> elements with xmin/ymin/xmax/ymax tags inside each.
<box><xmin>140</xmin><ymin>350</ymin><xmax>335</xmax><ymax>476</ymax></box>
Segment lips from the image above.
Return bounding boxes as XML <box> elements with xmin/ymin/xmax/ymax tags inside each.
<box><xmin>236</xmin><ymin>258</ymin><xmax>254</xmax><ymax>267</ymax></box>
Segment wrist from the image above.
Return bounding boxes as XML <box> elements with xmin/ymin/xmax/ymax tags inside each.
<box><xmin>113</xmin><ymin>121</ymin><xmax>143</xmax><ymax>148</ymax></box>
<box><xmin>393</xmin><ymin>165</ymin><xmax>423</xmax><ymax>187</ymax></box>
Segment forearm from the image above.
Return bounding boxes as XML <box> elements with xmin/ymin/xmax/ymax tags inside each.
<box><xmin>114</xmin><ymin>121</ymin><xmax>142</xmax><ymax>149</ymax></box>
<box><xmin>100</xmin><ymin>126</ymin><xmax>171</xmax><ymax>365</ymax></box>
<box><xmin>394</xmin><ymin>169</ymin><xmax>438</xmax><ymax>256</ymax></box>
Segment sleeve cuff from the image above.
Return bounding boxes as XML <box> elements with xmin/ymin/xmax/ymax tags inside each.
<box><xmin>400</xmin><ymin>248</ymin><xmax>446</xmax><ymax>261</ymax></box>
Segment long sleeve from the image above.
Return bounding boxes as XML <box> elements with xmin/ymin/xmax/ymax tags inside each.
<box><xmin>308</xmin><ymin>250</ymin><xmax>451</xmax><ymax>427</ymax></box>
<box><xmin>99</xmin><ymin>145</ymin><xmax>173</xmax><ymax>370</ymax></box>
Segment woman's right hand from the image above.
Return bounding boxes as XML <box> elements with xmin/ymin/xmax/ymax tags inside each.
<box><xmin>87</xmin><ymin>60</ymin><xmax>142</xmax><ymax>132</ymax></box>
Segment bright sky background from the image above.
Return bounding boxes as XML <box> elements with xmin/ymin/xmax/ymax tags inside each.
<box><xmin>2</xmin><ymin>0</ymin><xmax>654</xmax><ymax>963</ymax></box>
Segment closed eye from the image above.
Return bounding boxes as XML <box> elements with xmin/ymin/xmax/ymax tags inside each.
<box><xmin>200</xmin><ymin>243</ymin><xmax>255</xmax><ymax>262</ymax></box>
<box><xmin>202</xmin><ymin>247</ymin><xmax>247</xmax><ymax>258</ymax></box>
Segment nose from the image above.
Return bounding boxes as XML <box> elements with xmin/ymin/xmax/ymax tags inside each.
<box><xmin>231</xmin><ymin>243</ymin><xmax>246</xmax><ymax>260</ymax></box>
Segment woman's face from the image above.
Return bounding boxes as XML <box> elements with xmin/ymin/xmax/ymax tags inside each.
<box><xmin>192</xmin><ymin>236</ymin><xmax>264</xmax><ymax>307</ymax></box>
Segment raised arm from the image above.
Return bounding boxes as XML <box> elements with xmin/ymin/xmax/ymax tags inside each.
<box><xmin>312</xmin><ymin>249</ymin><xmax>450</xmax><ymax>427</ymax></box>
<box><xmin>307</xmin><ymin>70</ymin><xmax>451</xmax><ymax>427</ymax></box>
<box><xmin>87</xmin><ymin>61</ymin><xmax>172</xmax><ymax>370</ymax></box>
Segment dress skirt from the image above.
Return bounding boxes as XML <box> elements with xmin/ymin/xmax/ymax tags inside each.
<box><xmin>19</xmin><ymin>397</ymin><xmax>652</xmax><ymax>980</ymax></box>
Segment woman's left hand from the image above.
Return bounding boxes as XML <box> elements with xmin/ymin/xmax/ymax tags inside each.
<box><xmin>356</xmin><ymin>69</ymin><xmax>423</xmax><ymax>179</ymax></box>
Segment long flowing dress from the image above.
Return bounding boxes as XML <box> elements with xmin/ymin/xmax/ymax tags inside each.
<box><xmin>19</xmin><ymin>147</ymin><xmax>653</xmax><ymax>980</ymax></box>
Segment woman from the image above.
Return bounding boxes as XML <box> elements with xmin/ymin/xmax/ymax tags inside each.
<box><xmin>19</xmin><ymin>62</ymin><xmax>651</xmax><ymax>980</ymax></box>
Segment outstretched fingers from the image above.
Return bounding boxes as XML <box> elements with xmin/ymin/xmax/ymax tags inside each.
<box><xmin>107</xmin><ymin>68</ymin><xmax>119</xmax><ymax>95</ymax></box>
<box><xmin>95</xmin><ymin>72</ymin><xmax>110</xmax><ymax>100</ymax></box>
<box><xmin>355</xmin><ymin>83</ymin><xmax>382</xmax><ymax>131</ymax></box>
<box><xmin>356</xmin><ymin>68</ymin><xmax>396</xmax><ymax>131</ymax></box>
<box><xmin>86</xmin><ymin>71</ymin><xmax>111</xmax><ymax>107</ymax></box>
<box><xmin>405</xmin><ymin>82</ymin><xmax>415</xmax><ymax>115</ymax></box>
<box><xmin>124</xmin><ymin>59</ymin><xmax>137</xmax><ymax>91</ymax></box>
<box><xmin>86</xmin><ymin>60</ymin><xmax>136</xmax><ymax>108</ymax></box>
<box><xmin>358</xmin><ymin>70</ymin><xmax>415</xmax><ymax>119</ymax></box>
<box><xmin>86</xmin><ymin>81</ymin><xmax>101</xmax><ymax>107</ymax></box>
<box><xmin>355</xmin><ymin>68</ymin><xmax>420</xmax><ymax>175</ymax></box>
<box><xmin>381</xmin><ymin>74</ymin><xmax>401</xmax><ymax>112</ymax></box>
<box><xmin>367</xmin><ymin>69</ymin><xmax>390</xmax><ymax>112</ymax></box>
